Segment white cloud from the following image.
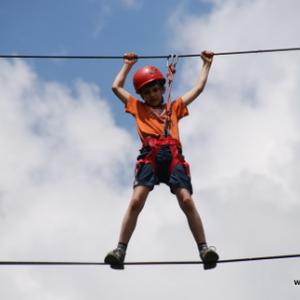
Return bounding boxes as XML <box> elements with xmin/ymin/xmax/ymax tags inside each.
<box><xmin>1</xmin><ymin>1</ymin><xmax>300</xmax><ymax>299</ymax></box>
<box><xmin>166</xmin><ymin>0</ymin><xmax>300</xmax><ymax>298</ymax></box>
<box><xmin>171</xmin><ymin>0</ymin><xmax>300</xmax><ymax>198</ymax></box>
<box><xmin>92</xmin><ymin>0</ymin><xmax>142</xmax><ymax>37</ymax></box>
<box><xmin>0</xmin><ymin>58</ymin><xmax>141</xmax><ymax>299</ymax></box>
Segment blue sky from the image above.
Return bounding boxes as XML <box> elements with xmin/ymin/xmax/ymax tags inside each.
<box><xmin>0</xmin><ymin>0</ymin><xmax>211</xmax><ymax>128</ymax></box>
<box><xmin>1</xmin><ymin>1</ymin><xmax>300</xmax><ymax>299</ymax></box>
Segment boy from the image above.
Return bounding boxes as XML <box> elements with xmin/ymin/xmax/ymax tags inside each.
<box><xmin>104</xmin><ymin>50</ymin><xmax>218</xmax><ymax>270</ymax></box>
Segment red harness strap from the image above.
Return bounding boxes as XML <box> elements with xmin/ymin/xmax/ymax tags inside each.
<box><xmin>136</xmin><ymin>136</ymin><xmax>190</xmax><ymax>178</ymax></box>
<box><xmin>135</xmin><ymin>55</ymin><xmax>191</xmax><ymax>180</ymax></box>
<box><xmin>163</xmin><ymin>54</ymin><xmax>178</xmax><ymax>137</ymax></box>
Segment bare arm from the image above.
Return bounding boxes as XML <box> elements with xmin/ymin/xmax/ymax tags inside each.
<box><xmin>112</xmin><ymin>52</ymin><xmax>138</xmax><ymax>105</ymax></box>
<box><xmin>181</xmin><ymin>50</ymin><xmax>214</xmax><ymax>106</ymax></box>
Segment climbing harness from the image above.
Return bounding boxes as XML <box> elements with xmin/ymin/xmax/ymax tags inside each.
<box><xmin>134</xmin><ymin>55</ymin><xmax>190</xmax><ymax>182</ymax></box>
<box><xmin>135</xmin><ymin>135</ymin><xmax>191</xmax><ymax>183</ymax></box>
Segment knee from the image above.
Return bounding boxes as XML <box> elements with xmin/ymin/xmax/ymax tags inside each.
<box><xmin>179</xmin><ymin>196</ymin><xmax>195</xmax><ymax>214</ymax></box>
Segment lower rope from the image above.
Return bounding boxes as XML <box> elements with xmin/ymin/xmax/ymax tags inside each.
<box><xmin>0</xmin><ymin>253</ymin><xmax>299</xmax><ymax>266</ymax></box>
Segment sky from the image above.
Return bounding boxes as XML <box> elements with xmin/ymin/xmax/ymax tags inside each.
<box><xmin>0</xmin><ymin>0</ymin><xmax>300</xmax><ymax>299</ymax></box>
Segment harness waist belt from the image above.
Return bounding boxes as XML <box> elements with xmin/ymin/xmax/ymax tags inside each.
<box><xmin>136</xmin><ymin>136</ymin><xmax>190</xmax><ymax>181</ymax></box>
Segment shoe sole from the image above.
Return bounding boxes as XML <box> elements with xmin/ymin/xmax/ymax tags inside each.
<box><xmin>203</xmin><ymin>251</ymin><xmax>219</xmax><ymax>270</ymax></box>
<box><xmin>104</xmin><ymin>253</ymin><xmax>124</xmax><ymax>270</ymax></box>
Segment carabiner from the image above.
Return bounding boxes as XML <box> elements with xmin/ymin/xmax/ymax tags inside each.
<box><xmin>167</xmin><ymin>53</ymin><xmax>179</xmax><ymax>68</ymax></box>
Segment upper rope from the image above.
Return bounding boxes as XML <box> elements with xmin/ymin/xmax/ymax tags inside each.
<box><xmin>1</xmin><ymin>47</ymin><xmax>300</xmax><ymax>60</ymax></box>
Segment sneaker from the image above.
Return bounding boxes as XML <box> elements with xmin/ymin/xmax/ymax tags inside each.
<box><xmin>200</xmin><ymin>246</ymin><xmax>219</xmax><ymax>270</ymax></box>
<box><xmin>104</xmin><ymin>248</ymin><xmax>125</xmax><ymax>270</ymax></box>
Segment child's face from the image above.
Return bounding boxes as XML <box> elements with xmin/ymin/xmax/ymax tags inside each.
<box><xmin>140</xmin><ymin>83</ymin><xmax>165</xmax><ymax>107</ymax></box>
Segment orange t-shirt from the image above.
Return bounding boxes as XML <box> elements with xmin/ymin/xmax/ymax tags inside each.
<box><xmin>125</xmin><ymin>95</ymin><xmax>189</xmax><ymax>144</ymax></box>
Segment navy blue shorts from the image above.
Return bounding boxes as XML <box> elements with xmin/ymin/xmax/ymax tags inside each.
<box><xmin>133</xmin><ymin>147</ymin><xmax>193</xmax><ymax>195</ymax></box>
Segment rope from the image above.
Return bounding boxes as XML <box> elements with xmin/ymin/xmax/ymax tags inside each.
<box><xmin>0</xmin><ymin>253</ymin><xmax>299</xmax><ymax>266</ymax></box>
<box><xmin>163</xmin><ymin>54</ymin><xmax>178</xmax><ymax>136</ymax></box>
<box><xmin>1</xmin><ymin>47</ymin><xmax>300</xmax><ymax>60</ymax></box>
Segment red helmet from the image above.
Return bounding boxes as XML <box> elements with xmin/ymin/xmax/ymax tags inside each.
<box><xmin>133</xmin><ymin>65</ymin><xmax>166</xmax><ymax>93</ymax></box>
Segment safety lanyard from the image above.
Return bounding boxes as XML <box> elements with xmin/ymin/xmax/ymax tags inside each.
<box><xmin>163</xmin><ymin>54</ymin><xmax>178</xmax><ymax>137</ymax></box>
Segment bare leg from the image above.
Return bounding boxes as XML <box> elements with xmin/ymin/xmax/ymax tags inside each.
<box><xmin>118</xmin><ymin>185</ymin><xmax>151</xmax><ymax>244</ymax></box>
<box><xmin>175</xmin><ymin>187</ymin><xmax>206</xmax><ymax>244</ymax></box>
<box><xmin>175</xmin><ymin>188</ymin><xmax>219</xmax><ymax>270</ymax></box>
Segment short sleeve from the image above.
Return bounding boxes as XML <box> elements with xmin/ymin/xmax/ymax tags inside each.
<box><xmin>172</xmin><ymin>97</ymin><xmax>189</xmax><ymax>120</ymax></box>
<box><xmin>125</xmin><ymin>95</ymin><xmax>138</xmax><ymax>117</ymax></box>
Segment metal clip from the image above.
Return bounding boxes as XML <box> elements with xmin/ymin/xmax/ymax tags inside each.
<box><xmin>167</xmin><ymin>53</ymin><xmax>179</xmax><ymax>68</ymax></box>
